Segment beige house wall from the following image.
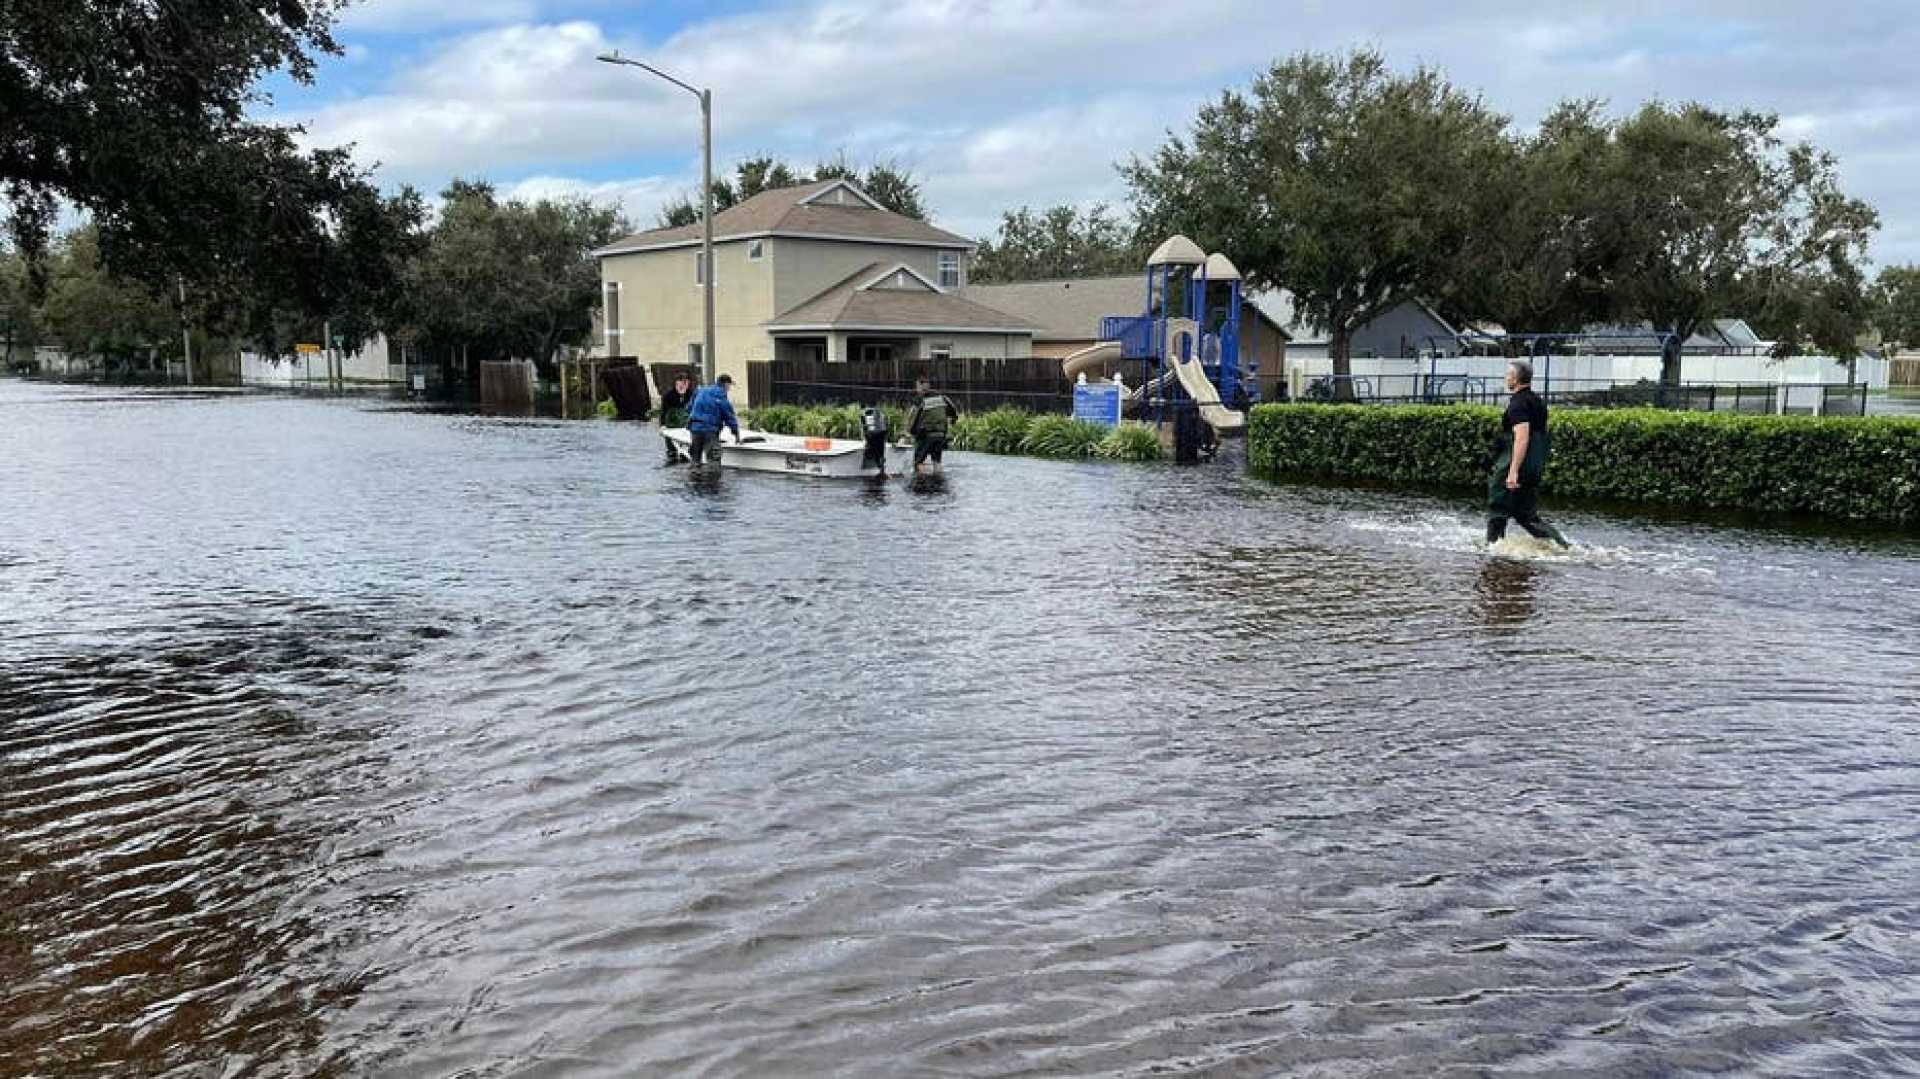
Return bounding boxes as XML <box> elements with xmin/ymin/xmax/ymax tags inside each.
<box><xmin>599</xmin><ymin>238</ymin><xmax>777</xmax><ymax>370</ymax></box>
<box><xmin>772</xmin><ymin>238</ymin><xmax>965</xmax><ymax>312</ymax></box>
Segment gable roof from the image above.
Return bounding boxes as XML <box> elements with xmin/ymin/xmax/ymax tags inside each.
<box><xmin>593</xmin><ymin>179</ymin><xmax>974</xmax><ymax>256</ymax></box>
<box><xmin>966</xmin><ymin>275</ymin><xmax>1290</xmax><ymax>342</ymax></box>
<box><xmin>767</xmin><ymin>262</ymin><xmax>1040</xmax><ymax>334</ymax></box>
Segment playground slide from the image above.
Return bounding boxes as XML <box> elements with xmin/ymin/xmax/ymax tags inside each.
<box><xmin>1163</xmin><ymin>319</ymin><xmax>1245</xmax><ymax>431</ymax></box>
<box><xmin>1061</xmin><ymin>340</ymin><xmax>1122</xmax><ymax>382</ymax></box>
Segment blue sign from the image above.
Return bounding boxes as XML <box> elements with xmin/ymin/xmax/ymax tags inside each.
<box><xmin>1072</xmin><ymin>381</ymin><xmax>1123</xmax><ymax>428</ymax></box>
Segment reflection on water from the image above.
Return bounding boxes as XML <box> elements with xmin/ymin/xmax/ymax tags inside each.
<box><xmin>3</xmin><ymin>379</ymin><xmax>1918</xmax><ymax>1077</ymax></box>
<box><xmin>1473</xmin><ymin>557</ymin><xmax>1542</xmax><ymax>633</ymax></box>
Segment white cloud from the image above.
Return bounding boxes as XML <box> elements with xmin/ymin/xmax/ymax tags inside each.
<box><xmin>290</xmin><ymin>0</ymin><xmax>1920</xmax><ymax>265</ymax></box>
<box><xmin>339</xmin><ymin>0</ymin><xmax>541</xmax><ymax>33</ymax></box>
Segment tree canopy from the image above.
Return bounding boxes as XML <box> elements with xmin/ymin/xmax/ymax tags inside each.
<box><xmin>1597</xmin><ymin>103</ymin><xmax>1877</xmax><ymax>378</ymax></box>
<box><xmin>1</xmin><ymin>0</ymin><xmax>422</xmax><ymax>353</ymax></box>
<box><xmin>394</xmin><ymin>181</ymin><xmax>629</xmax><ymax>378</ymax></box>
<box><xmin>1872</xmin><ymin>265</ymin><xmax>1920</xmax><ymax>353</ymax></box>
<box><xmin>1124</xmin><ymin>49</ymin><xmax>1509</xmax><ymax>392</ymax></box>
<box><xmin>1121</xmin><ymin>49</ymin><xmax>1881</xmax><ymax>384</ymax></box>
<box><xmin>970</xmin><ymin>204</ymin><xmax>1144</xmax><ymax>284</ymax></box>
<box><xmin>656</xmin><ymin>156</ymin><xmax>927</xmax><ymax>226</ymax></box>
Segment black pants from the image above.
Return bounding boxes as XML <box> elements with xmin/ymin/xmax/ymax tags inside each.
<box><xmin>688</xmin><ymin>429</ymin><xmax>720</xmax><ymax>464</ymax></box>
<box><xmin>914</xmin><ymin>434</ymin><xmax>947</xmax><ymax>466</ymax></box>
<box><xmin>1487</xmin><ymin>472</ymin><xmax>1568</xmax><ymax>546</ymax></box>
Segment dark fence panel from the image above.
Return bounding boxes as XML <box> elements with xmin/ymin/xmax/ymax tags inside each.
<box><xmin>753</xmin><ymin>357</ymin><xmax>1076</xmax><ymax>413</ymax></box>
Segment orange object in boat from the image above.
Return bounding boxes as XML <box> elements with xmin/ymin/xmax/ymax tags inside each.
<box><xmin>804</xmin><ymin>437</ymin><xmax>833</xmax><ymax>451</ymax></box>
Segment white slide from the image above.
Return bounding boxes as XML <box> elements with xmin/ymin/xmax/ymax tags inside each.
<box><xmin>1162</xmin><ymin>319</ymin><xmax>1245</xmax><ymax>431</ymax></box>
<box><xmin>1061</xmin><ymin>340</ymin><xmax>1122</xmax><ymax>382</ymax></box>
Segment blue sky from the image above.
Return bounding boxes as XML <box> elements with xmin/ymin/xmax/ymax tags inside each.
<box><xmin>269</xmin><ymin>0</ymin><xmax>1920</xmax><ymax>265</ymax></box>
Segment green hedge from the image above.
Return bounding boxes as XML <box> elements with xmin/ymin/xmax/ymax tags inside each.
<box><xmin>739</xmin><ymin>404</ymin><xmax>1164</xmax><ymax>462</ymax></box>
<box><xmin>1248</xmin><ymin>403</ymin><xmax>1920</xmax><ymax>525</ymax></box>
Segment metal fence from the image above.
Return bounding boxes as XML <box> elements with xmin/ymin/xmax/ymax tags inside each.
<box><xmin>751</xmin><ymin>357</ymin><xmax>1077</xmax><ymax>413</ymax></box>
<box><xmin>1302</xmin><ymin>373</ymin><xmax>1870</xmax><ymax>416</ymax></box>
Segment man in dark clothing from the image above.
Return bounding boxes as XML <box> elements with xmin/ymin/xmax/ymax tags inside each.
<box><xmin>903</xmin><ymin>376</ymin><xmax>959</xmax><ymax>472</ymax></box>
<box><xmin>658</xmin><ymin>372</ymin><xmax>697</xmax><ymax>426</ymax></box>
<box><xmin>1487</xmin><ymin>361</ymin><xmax>1571</xmax><ymax>548</ymax></box>
<box><xmin>685</xmin><ymin>373</ymin><xmax>740</xmax><ymax>464</ymax></box>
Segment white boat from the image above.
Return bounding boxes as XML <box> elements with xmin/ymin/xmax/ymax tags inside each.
<box><xmin>663</xmin><ymin>427</ymin><xmax>913</xmax><ymax>478</ymax></box>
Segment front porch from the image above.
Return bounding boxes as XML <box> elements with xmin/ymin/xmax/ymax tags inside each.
<box><xmin>771</xmin><ymin>333</ymin><xmax>945</xmax><ymax>364</ymax></box>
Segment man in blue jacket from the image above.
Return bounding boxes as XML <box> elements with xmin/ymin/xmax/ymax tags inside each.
<box><xmin>685</xmin><ymin>372</ymin><xmax>740</xmax><ymax>464</ymax></box>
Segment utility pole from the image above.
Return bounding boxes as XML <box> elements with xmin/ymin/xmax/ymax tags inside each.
<box><xmin>598</xmin><ymin>51</ymin><xmax>717</xmax><ymax>385</ymax></box>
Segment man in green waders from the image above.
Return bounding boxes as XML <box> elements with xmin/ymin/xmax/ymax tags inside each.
<box><xmin>904</xmin><ymin>376</ymin><xmax>959</xmax><ymax>473</ymax></box>
<box><xmin>1488</xmin><ymin>360</ymin><xmax>1571</xmax><ymax>548</ymax></box>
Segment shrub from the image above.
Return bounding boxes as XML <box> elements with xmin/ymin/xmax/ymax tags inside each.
<box><xmin>1248</xmin><ymin>403</ymin><xmax>1920</xmax><ymax>524</ymax></box>
<box><xmin>1020</xmin><ymin>414</ymin><xmax>1109</xmax><ymax>458</ymax></box>
<box><xmin>1097</xmin><ymin>422</ymin><xmax>1165</xmax><ymax>462</ymax></box>
<box><xmin>954</xmin><ymin>407</ymin><xmax>1033</xmax><ymax>454</ymax></box>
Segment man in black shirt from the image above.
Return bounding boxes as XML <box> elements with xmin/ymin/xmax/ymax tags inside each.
<box><xmin>1488</xmin><ymin>360</ymin><xmax>1571</xmax><ymax>548</ymax></box>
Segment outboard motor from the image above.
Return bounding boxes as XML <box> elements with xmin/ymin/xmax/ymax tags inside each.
<box><xmin>860</xmin><ymin>406</ymin><xmax>890</xmax><ymax>471</ymax></box>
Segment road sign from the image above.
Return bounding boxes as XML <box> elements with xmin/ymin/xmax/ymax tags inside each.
<box><xmin>295</xmin><ymin>342</ymin><xmax>323</xmax><ymax>354</ymax></box>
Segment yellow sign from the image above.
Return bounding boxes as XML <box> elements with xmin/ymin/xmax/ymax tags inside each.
<box><xmin>295</xmin><ymin>342</ymin><xmax>323</xmax><ymax>354</ymax></box>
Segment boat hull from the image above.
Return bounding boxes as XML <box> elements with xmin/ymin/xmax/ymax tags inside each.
<box><xmin>663</xmin><ymin>427</ymin><xmax>913</xmax><ymax>478</ymax></box>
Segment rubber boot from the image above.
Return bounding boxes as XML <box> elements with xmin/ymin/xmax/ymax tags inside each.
<box><xmin>1486</xmin><ymin>517</ymin><xmax>1508</xmax><ymax>545</ymax></box>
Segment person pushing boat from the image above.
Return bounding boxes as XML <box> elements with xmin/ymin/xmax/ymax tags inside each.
<box><xmin>685</xmin><ymin>373</ymin><xmax>740</xmax><ymax>465</ymax></box>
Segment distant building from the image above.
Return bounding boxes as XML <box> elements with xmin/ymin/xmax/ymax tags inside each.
<box><xmin>1249</xmin><ymin>291</ymin><xmax>1463</xmax><ymax>360</ymax></box>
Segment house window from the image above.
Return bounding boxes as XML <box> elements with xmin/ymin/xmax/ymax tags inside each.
<box><xmin>859</xmin><ymin>343</ymin><xmax>895</xmax><ymax>363</ymax></box>
<box><xmin>748</xmin><ymin>239</ymin><xmax>764</xmax><ymax>261</ymax></box>
<box><xmin>688</xmin><ymin>342</ymin><xmax>703</xmax><ymax>369</ymax></box>
<box><xmin>938</xmin><ymin>251</ymin><xmax>960</xmax><ymax>288</ymax></box>
<box><xmin>603</xmin><ymin>282</ymin><xmax>621</xmax><ymax>353</ymax></box>
<box><xmin>695</xmin><ymin>251</ymin><xmax>714</xmax><ymax>285</ymax></box>
<box><xmin>929</xmin><ymin>343</ymin><xmax>953</xmax><ymax>361</ymax></box>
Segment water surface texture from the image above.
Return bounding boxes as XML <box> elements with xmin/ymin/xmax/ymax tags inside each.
<box><xmin>3</xmin><ymin>380</ymin><xmax>1918</xmax><ymax>1077</ymax></box>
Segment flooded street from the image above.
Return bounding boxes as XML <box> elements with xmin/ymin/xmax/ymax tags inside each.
<box><xmin>3</xmin><ymin>379</ymin><xmax>1918</xmax><ymax>1077</ymax></box>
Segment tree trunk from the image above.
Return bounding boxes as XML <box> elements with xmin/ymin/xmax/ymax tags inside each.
<box><xmin>1846</xmin><ymin>354</ymin><xmax>1857</xmax><ymax>385</ymax></box>
<box><xmin>1331</xmin><ymin>324</ymin><xmax>1355</xmax><ymax>402</ymax></box>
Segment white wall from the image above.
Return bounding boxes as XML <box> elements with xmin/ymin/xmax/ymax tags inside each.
<box><xmin>241</xmin><ymin>334</ymin><xmax>400</xmax><ymax>387</ymax></box>
<box><xmin>1291</xmin><ymin>352</ymin><xmax>1890</xmax><ymax>392</ymax></box>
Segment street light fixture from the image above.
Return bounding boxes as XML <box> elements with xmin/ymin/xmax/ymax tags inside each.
<box><xmin>597</xmin><ymin>50</ymin><xmax>715</xmax><ymax>386</ymax></box>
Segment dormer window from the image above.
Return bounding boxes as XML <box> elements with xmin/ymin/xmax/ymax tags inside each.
<box><xmin>938</xmin><ymin>251</ymin><xmax>960</xmax><ymax>289</ymax></box>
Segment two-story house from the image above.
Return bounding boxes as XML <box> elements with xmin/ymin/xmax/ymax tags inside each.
<box><xmin>592</xmin><ymin>179</ymin><xmax>1037</xmax><ymax>399</ymax></box>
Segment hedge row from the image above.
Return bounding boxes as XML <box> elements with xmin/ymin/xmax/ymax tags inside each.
<box><xmin>1247</xmin><ymin>403</ymin><xmax>1920</xmax><ymax>525</ymax></box>
<box><xmin>739</xmin><ymin>404</ymin><xmax>1165</xmax><ymax>462</ymax></box>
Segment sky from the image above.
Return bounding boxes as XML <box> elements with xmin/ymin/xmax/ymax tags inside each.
<box><xmin>268</xmin><ymin>0</ymin><xmax>1920</xmax><ymax>265</ymax></box>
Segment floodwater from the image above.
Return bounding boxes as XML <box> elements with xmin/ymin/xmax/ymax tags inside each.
<box><xmin>3</xmin><ymin>379</ymin><xmax>1917</xmax><ymax>1078</ymax></box>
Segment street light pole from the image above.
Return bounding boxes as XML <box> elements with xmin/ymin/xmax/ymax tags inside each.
<box><xmin>598</xmin><ymin>51</ymin><xmax>716</xmax><ymax>386</ymax></box>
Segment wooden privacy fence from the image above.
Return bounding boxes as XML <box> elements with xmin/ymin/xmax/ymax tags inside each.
<box><xmin>478</xmin><ymin>360</ymin><xmax>534</xmax><ymax>408</ymax></box>
<box><xmin>751</xmin><ymin>356</ymin><xmax>1078</xmax><ymax>413</ymax></box>
<box><xmin>1893</xmin><ymin>357</ymin><xmax>1920</xmax><ymax>387</ymax></box>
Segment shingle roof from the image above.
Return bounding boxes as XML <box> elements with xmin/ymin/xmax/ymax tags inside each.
<box><xmin>767</xmin><ymin>263</ymin><xmax>1040</xmax><ymax>332</ymax></box>
<box><xmin>962</xmin><ymin>276</ymin><xmax>1146</xmax><ymax>341</ymax></box>
<box><xmin>594</xmin><ymin>179</ymin><xmax>974</xmax><ymax>254</ymax></box>
<box><xmin>969</xmin><ymin>275</ymin><xmax>1290</xmax><ymax>342</ymax></box>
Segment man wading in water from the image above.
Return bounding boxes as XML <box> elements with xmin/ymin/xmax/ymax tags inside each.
<box><xmin>904</xmin><ymin>376</ymin><xmax>959</xmax><ymax>474</ymax></box>
<box><xmin>1487</xmin><ymin>360</ymin><xmax>1571</xmax><ymax>549</ymax></box>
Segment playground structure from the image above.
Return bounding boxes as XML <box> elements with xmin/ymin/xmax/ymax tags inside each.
<box><xmin>1057</xmin><ymin>235</ymin><xmax>1253</xmax><ymax>439</ymax></box>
